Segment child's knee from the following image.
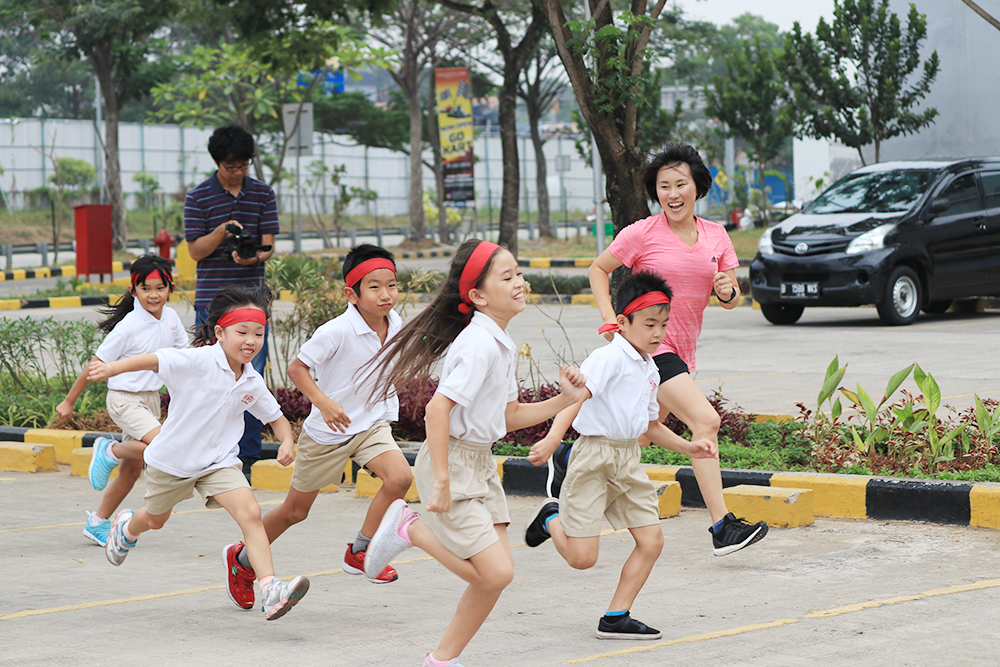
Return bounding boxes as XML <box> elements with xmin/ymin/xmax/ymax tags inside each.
<box><xmin>285</xmin><ymin>501</ymin><xmax>310</xmax><ymax>525</ymax></box>
<box><xmin>566</xmin><ymin>551</ymin><xmax>598</xmax><ymax>570</ymax></box>
<box><xmin>118</xmin><ymin>460</ymin><xmax>143</xmax><ymax>482</ymax></box>
<box><xmin>381</xmin><ymin>467</ymin><xmax>413</xmax><ymax>497</ymax></box>
<box><xmin>146</xmin><ymin>512</ymin><xmax>170</xmax><ymax>530</ymax></box>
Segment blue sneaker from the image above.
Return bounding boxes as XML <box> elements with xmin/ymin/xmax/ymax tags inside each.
<box><xmin>88</xmin><ymin>437</ymin><xmax>119</xmax><ymax>491</ymax></box>
<box><xmin>83</xmin><ymin>511</ymin><xmax>110</xmax><ymax>547</ymax></box>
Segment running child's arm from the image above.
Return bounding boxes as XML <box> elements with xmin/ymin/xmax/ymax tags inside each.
<box><xmin>57</xmin><ymin>356</ymin><xmax>101</xmax><ymax>419</ymax></box>
<box><xmin>645</xmin><ymin>421</ymin><xmax>718</xmax><ymax>459</ymax></box>
<box><xmin>270</xmin><ymin>415</ymin><xmax>296</xmax><ymax>466</ymax></box>
<box><xmin>527</xmin><ymin>393</ymin><xmax>589</xmax><ymax>466</ymax></box>
<box><xmin>87</xmin><ymin>354</ymin><xmax>159</xmax><ymax>382</ymax></box>
<box><xmin>287</xmin><ymin>358</ymin><xmax>351</xmax><ymax>432</ymax></box>
<box><xmin>424</xmin><ymin>392</ymin><xmax>456</xmax><ymax>513</ymax></box>
<box><xmin>505</xmin><ymin>365</ymin><xmax>588</xmax><ymax>432</ymax></box>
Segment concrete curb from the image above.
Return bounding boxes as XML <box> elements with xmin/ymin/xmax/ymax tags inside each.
<box><xmin>4</xmin><ymin>425</ymin><xmax>1000</xmax><ymax>529</ymax></box>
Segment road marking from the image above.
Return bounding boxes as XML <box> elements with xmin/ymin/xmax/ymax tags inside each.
<box><xmin>566</xmin><ymin>578</ymin><xmax>1000</xmax><ymax>663</ymax></box>
<box><xmin>0</xmin><ymin>500</ymin><xmax>283</xmax><ymax>535</ymax></box>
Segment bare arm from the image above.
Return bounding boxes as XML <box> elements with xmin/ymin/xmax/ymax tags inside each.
<box><xmin>527</xmin><ymin>393</ymin><xmax>589</xmax><ymax>466</ymax></box>
<box><xmin>424</xmin><ymin>392</ymin><xmax>457</xmax><ymax>513</ymax></box>
<box><xmin>645</xmin><ymin>421</ymin><xmax>718</xmax><ymax>459</ymax></box>
<box><xmin>270</xmin><ymin>415</ymin><xmax>296</xmax><ymax>466</ymax></box>
<box><xmin>588</xmin><ymin>248</ymin><xmax>624</xmax><ymax>340</ymax></box>
<box><xmin>287</xmin><ymin>358</ymin><xmax>350</xmax><ymax>432</ymax></box>
<box><xmin>713</xmin><ymin>268</ymin><xmax>741</xmax><ymax>310</ymax></box>
<box><xmin>87</xmin><ymin>354</ymin><xmax>159</xmax><ymax>382</ymax></box>
<box><xmin>57</xmin><ymin>357</ymin><xmax>100</xmax><ymax>419</ymax></box>
<box><xmin>187</xmin><ymin>221</ymin><xmax>232</xmax><ymax>262</ymax></box>
<box><xmin>504</xmin><ymin>365</ymin><xmax>587</xmax><ymax>432</ymax></box>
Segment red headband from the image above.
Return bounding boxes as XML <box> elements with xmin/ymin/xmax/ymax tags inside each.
<box><xmin>131</xmin><ymin>268</ymin><xmax>173</xmax><ymax>287</ymax></box>
<box><xmin>344</xmin><ymin>258</ymin><xmax>396</xmax><ymax>288</ymax></box>
<box><xmin>458</xmin><ymin>241</ymin><xmax>500</xmax><ymax>315</ymax></box>
<box><xmin>217</xmin><ymin>308</ymin><xmax>267</xmax><ymax>328</ymax></box>
<box><xmin>597</xmin><ymin>292</ymin><xmax>671</xmax><ymax>335</ymax></box>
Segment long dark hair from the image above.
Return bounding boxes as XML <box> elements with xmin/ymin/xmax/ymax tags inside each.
<box><xmin>192</xmin><ymin>283</ymin><xmax>273</xmax><ymax>347</ymax></box>
<box><xmin>97</xmin><ymin>255</ymin><xmax>174</xmax><ymax>334</ymax></box>
<box><xmin>366</xmin><ymin>238</ymin><xmax>501</xmax><ymax>403</ymax></box>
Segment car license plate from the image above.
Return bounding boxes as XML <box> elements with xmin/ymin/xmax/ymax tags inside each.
<box><xmin>780</xmin><ymin>282</ymin><xmax>820</xmax><ymax>298</ymax></box>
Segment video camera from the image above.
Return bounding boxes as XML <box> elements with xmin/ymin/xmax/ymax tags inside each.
<box><xmin>225</xmin><ymin>223</ymin><xmax>272</xmax><ymax>261</ymax></box>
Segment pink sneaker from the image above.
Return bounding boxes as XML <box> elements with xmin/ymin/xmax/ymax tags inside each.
<box><xmin>364</xmin><ymin>499</ymin><xmax>417</xmax><ymax>582</ymax></box>
<box><xmin>423</xmin><ymin>652</ymin><xmax>465</xmax><ymax>667</ymax></box>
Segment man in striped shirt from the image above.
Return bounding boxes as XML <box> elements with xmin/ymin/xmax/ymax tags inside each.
<box><xmin>184</xmin><ymin>125</ymin><xmax>279</xmax><ymax>479</ymax></box>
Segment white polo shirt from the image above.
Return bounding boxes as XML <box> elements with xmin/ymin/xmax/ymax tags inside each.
<box><xmin>297</xmin><ymin>303</ymin><xmax>403</xmax><ymax>445</ymax></box>
<box><xmin>145</xmin><ymin>344</ymin><xmax>283</xmax><ymax>478</ymax></box>
<box><xmin>95</xmin><ymin>304</ymin><xmax>188</xmax><ymax>392</ymax></box>
<box><xmin>572</xmin><ymin>334</ymin><xmax>660</xmax><ymax>440</ymax></box>
<box><xmin>436</xmin><ymin>311</ymin><xmax>518</xmax><ymax>445</ymax></box>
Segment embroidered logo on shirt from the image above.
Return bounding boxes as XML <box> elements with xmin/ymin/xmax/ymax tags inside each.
<box><xmin>241</xmin><ymin>394</ymin><xmax>254</xmax><ymax>405</ymax></box>
<box><xmin>711</xmin><ymin>256</ymin><xmax>717</xmax><ymax>263</ymax></box>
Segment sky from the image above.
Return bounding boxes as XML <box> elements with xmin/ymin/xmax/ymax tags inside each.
<box><xmin>676</xmin><ymin>0</ymin><xmax>836</xmax><ymax>32</ymax></box>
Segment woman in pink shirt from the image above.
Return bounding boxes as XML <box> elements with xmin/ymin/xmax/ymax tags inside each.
<box><xmin>588</xmin><ymin>143</ymin><xmax>768</xmax><ymax>556</ymax></box>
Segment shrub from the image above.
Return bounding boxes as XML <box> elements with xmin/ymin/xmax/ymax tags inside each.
<box><xmin>522</xmin><ymin>273</ymin><xmax>590</xmax><ymax>295</ymax></box>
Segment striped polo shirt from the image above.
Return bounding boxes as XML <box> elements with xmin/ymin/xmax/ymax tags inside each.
<box><xmin>184</xmin><ymin>174</ymin><xmax>280</xmax><ymax>309</ymax></box>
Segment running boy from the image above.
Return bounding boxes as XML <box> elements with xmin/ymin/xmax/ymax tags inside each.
<box><xmin>223</xmin><ymin>245</ymin><xmax>411</xmax><ymax>608</ymax></box>
<box><xmin>88</xmin><ymin>284</ymin><xmax>309</xmax><ymax>620</ymax></box>
<box><xmin>525</xmin><ymin>271</ymin><xmax>716</xmax><ymax>639</ymax></box>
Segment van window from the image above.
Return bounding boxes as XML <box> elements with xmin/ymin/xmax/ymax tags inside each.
<box><xmin>980</xmin><ymin>171</ymin><xmax>1000</xmax><ymax>208</ymax></box>
<box><xmin>938</xmin><ymin>174</ymin><xmax>981</xmax><ymax>216</ymax></box>
<box><xmin>808</xmin><ymin>169</ymin><xmax>935</xmax><ymax>214</ymax></box>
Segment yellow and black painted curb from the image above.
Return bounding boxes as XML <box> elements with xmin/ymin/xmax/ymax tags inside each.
<box><xmin>0</xmin><ymin>261</ymin><xmax>130</xmax><ymax>283</ymax></box>
<box><xmin>4</xmin><ymin>425</ymin><xmax>999</xmax><ymax>529</ymax></box>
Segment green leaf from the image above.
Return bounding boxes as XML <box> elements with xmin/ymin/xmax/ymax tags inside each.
<box><xmin>882</xmin><ymin>364</ymin><xmax>914</xmax><ymax>405</ymax></box>
<box><xmin>850</xmin><ymin>425</ymin><xmax>867</xmax><ymax>454</ymax></box>
<box><xmin>831</xmin><ymin>397</ymin><xmax>842</xmax><ymax>420</ymax></box>
<box><xmin>857</xmin><ymin>385</ymin><xmax>878</xmax><ymax>425</ymax></box>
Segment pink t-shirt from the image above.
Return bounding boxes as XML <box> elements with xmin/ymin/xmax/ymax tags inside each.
<box><xmin>608</xmin><ymin>213</ymin><xmax>738</xmax><ymax>372</ymax></box>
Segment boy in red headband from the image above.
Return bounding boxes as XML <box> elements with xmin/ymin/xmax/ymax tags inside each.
<box><xmin>87</xmin><ymin>284</ymin><xmax>310</xmax><ymax>621</ymax></box>
<box><xmin>526</xmin><ymin>272</ymin><xmax>717</xmax><ymax>640</ymax></box>
<box><xmin>222</xmin><ymin>244</ymin><xmax>411</xmax><ymax>607</ymax></box>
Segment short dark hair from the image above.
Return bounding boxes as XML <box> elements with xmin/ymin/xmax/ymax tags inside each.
<box><xmin>615</xmin><ymin>271</ymin><xmax>672</xmax><ymax>322</ymax></box>
<box><xmin>642</xmin><ymin>142</ymin><xmax>713</xmax><ymax>202</ymax></box>
<box><xmin>342</xmin><ymin>243</ymin><xmax>397</xmax><ymax>292</ymax></box>
<box><xmin>208</xmin><ymin>125</ymin><xmax>256</xmax><ymax>164</ymax></box>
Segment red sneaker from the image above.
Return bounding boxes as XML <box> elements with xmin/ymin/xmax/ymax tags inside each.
<box><xmin>342</xmin><ymin>543</ymin><xmax>398</xmax><ymax>583</ymax></box>
<box><xmin>223</xmin><ymin>542</ymin><xmax>256</xmax><ymax>609</ymax></box>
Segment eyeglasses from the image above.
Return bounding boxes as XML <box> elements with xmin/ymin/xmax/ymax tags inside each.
<box><xmin>220</xmin><ymin>159</ymin><xmax>252</xmax><ymax>173</ymax></box>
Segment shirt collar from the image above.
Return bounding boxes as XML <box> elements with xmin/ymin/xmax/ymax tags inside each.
<box><xmin>611</xmin><ymin>332</ymin><xmax>649</xmax><ymax>363</ymax></box>
<box><xmin>132</xmin><ymin>300</ymin><xmax>160</xmax><ymax>324</ymax></box>
<box><xmin>209</xmin><ymin>339</ymin><xmax>257</xmax><ymax>384</ymax></box>
<box><xmin>470</xmin><ymin>311</ymin><xmax>515</xmax><ymax>351</ymax></box>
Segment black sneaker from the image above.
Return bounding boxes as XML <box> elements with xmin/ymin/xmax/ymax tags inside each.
<box><xmin>596</xmin><ymin>612</ymin><xmax>662</xmax><ymax>640</ymax></box>
<box><xmin>711</xmin><ymin>512</ymin><xmax>768</xmax><ymax>556</ymax></box>
<box><xmin>524</xmin><ymin>498</ymin><xmax>559</xmax><ymax>547</ymax></box>
<box><xmin>546</xmin><ymin>442</ymin><xmax>572</xmax><ymax>498</ymax></box>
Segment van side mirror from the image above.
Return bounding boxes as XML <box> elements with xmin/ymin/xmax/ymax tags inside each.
<box><xmin>930</xmin><ymin>197</ymin><xmax>951</xmax><ymax>214</ymax></box>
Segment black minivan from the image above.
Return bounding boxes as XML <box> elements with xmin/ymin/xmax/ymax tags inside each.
<box><xmin>749</xmin><ymin>159</ymin><xmax>1000</xmax><ymax>325</ymax></box>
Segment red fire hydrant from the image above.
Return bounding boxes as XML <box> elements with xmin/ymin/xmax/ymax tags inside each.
<box><xmin>153</xmin><ymin>229</ymin><xmax>174</xmax><ymax>259</ymax></box>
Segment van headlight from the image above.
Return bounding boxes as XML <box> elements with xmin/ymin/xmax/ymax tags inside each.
<box><xmin>758</xmin><ymin>227</ymin><xmax>775</xmax><ymax>256</ymax></box>
<box><xmin>846</xmin><ymin>224</ymin><xmax>894</xmax><ymax>254</ymax></box>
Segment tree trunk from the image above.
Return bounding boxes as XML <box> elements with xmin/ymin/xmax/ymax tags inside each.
<box><xmin>406</xmin><ymin>89</ymin><xmax>426</xmax><ymax>242</ymax></box>
<box><xmin>529</xmin><ymin>116</ymin><xmax>553</xmax><ymax>238</ymax></box>
<box><xmin>92</xmin><ymin>48</ymin><xmax>127</xmax><ymax>251</ymax></box>
<box><xmin>425</xmin><ymin>82</ymin><xmax>451</xmax><ymax>244</ymax></box>
<box><xmin>496</xmin><ymin>66</ymin><xmax>520</xmax><ymax>255</ymax></box>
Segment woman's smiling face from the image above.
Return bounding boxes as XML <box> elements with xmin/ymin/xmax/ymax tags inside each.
<box><xmin>655</xmin><ymin>162</ymin><xmax>698</xmax><ymax>224</ymax></box>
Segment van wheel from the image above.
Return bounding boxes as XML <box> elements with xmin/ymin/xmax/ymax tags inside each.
<box><xmin>760</xmin><ymin>302</ymin><xmax>804</xmax><ymax>325</ymax></box>
<box><xmin>922</xmin><ymin>300</ymin><xmax>952</xmax><ymax>314</ymax></box>
<box><xmin>877</xmin><ymin>266</ymin><xmax>922</xmax><ymax>325</ymax></box>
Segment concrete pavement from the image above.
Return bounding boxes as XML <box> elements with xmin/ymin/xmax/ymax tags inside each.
<box><xmin>3</xmin><ymin>468</ymin><xmax>1000</xmax><ymax>666</ymax></box>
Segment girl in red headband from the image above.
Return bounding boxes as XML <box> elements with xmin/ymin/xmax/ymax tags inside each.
<box><xmin>58</xmin><ymin>255</ymin><xmax>187</xmax><ymax>549</ymax></box>
<box><xmin>363</xmin><ymin>239</ymin><xmax>587</xmax><ymax>667</ymax></box>
<box><xmin>86</xmin><ymin>284</ymin><xmax>310</xmax><ymax>621</ymax></box>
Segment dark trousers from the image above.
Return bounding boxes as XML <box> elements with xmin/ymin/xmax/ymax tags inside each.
<box><xmin>195</xmin><ymin>306</ymin><xmax>268</xmax><ymax>463</ymax></box>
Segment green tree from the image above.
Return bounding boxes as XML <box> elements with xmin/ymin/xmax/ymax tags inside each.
<box><xmin>5</xmin><ymin>0</ymin><xmax>178</xmax><ymax>249</ymax></box>
<box><xmin>544</xmin><ymin>0</ymin><xmax>670</xmax><ymax>241</ymax></box>
<box><xmin>782</xmin><ymin>0</ymin><xmax>940</xmax><ymax>164</ymax></box>
<box><xmin>704</xmin><ymin>36</ymin><xmax>793</xmax><ymax>214</ymax></box>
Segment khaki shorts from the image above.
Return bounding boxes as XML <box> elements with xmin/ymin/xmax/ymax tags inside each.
<box><xmin>559</xmin><ymin>435</ymin><xmax>660</xmax><ymax>538</ymax></box>
<box><xmin>413</xmin><ymin>438</ymin><xmax>509</xmax><ymax>560</ymax></box>
<box><xmin>106</xmin><ymin>390</ymin><xmax>161</xmax><ymax>442</ymax></box>
<box><xmin>144</xmin><ymin>464</ymin><xmax>249</xmax><ymax>516</ymax></box>
<box><xmin>291</xmin><ymin>422</ymin><xmax>400</xmax><ymax>493</ymax></box>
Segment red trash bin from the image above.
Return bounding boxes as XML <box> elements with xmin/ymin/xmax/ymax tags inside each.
<box><xmin>74</xmin><ymin>204</ymin><xmax>113</xmax><ymax>282</ymax></box>
<box><xmin>729</xmin><ymin>208</ymin><xmax>743</xmax><ymax>228</ymax></box>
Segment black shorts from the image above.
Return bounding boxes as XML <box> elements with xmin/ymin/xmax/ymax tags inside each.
<box><xmin>654</xmin><ymin>352</ymin><xmax>689</xmax><ymax>384</ymax></box>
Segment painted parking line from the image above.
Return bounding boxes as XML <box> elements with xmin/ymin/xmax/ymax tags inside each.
<box><xmin>0</xmin><ymin>500</ymin><xmax>283</xmax><ymax>535</ymax></box>
<box><xmin>566</xmin><ymin>578</ymin><xmax>1000</xmax><ymax>663</ymax></box>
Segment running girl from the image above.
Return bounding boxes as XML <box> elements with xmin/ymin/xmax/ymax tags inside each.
<box><xmin>361</xmin><ymin>239</ymin><xmax>587</xmax><ymax>667</ymax></box>
<box><xmin>87</xmin><ymin>284</ymin><xmax>309</xmax><ymax>620</ymax></box>
<box><xmin>58</xmin><ymin>254</ymin><xmax>187</xmax><ymax>546</ymax></box>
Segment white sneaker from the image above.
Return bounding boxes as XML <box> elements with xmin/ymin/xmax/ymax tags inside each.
<box><xmin>364</xmin><ymin>499</ymin><xmax>417</xmax><ymax>582</ymax></box>
<box><xmin>260</xmin><ymin>576</ymin><xmax>310</xmax><ymax>620</ymax></box>
<box><xmin>423</xmin><ymin>652</ymin><xmax>465</xmax><ymax>667</ymax></box>
<box><xmin>105</xmin><ymin>509</ymin><xmax>136</xmax><ymax>566</ymax></box>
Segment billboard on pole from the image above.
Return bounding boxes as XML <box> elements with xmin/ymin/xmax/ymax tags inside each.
<box><xmin>435</xmin><ymin>67</ymin><xmax>475</xmax><ymax>207</ymax></box>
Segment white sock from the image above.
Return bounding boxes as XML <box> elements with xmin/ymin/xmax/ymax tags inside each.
<box><xmin>106</xmin><ymin>444</ymin><xmax>120</xmax><ymax>463</ymax></box>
